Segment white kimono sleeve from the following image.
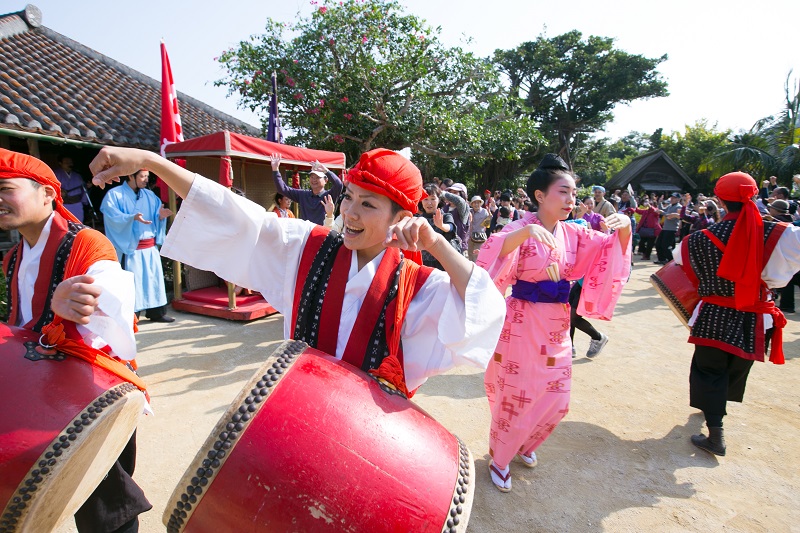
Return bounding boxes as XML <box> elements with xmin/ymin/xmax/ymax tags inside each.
<box><xmin>160</xmin><ymin>174</ymin><xmax>315</xmax><ymax>324</ymax></box>
<box><xmin>401</xmin><ymin>265</ymin><xmax>505</xmax><ymax>391</ymax></box>
<box><xmin>762</xmin><ymin>224</ymin><xmax>800</xmax><ymax>288</ymax></box>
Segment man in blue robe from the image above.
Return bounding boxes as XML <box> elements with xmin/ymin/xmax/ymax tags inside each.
<box><xmin>101</xmin><ymin>169</ymin><xmax>175</xmax><ymax>322</ymax></box>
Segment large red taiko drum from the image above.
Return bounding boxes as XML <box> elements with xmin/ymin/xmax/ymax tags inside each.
<box><xmin>0</xmin><ymin>323</ymin><xmax>145</xmax><ymax>533</ymax></box>
<box><xmin>164</xmin><ymin>340</ymin><xmax>475</xmax><ymax>533</ymax></box>
<box><xmin>650</xmin><ymin>260</ymin><xmax>700</xmax><ymax>329</ymax></box>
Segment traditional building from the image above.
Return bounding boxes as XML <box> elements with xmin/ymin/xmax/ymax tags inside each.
<box><xmin>606</xmin><ymin>149</ymin><xmax>696</xmax><ymax>194</ymax></box>
<box><xmin>0</xmin><ymin>4</ymin><xmax>260</xmax><ymax>250</ymax></box>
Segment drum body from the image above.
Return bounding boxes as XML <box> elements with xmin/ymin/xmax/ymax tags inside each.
<box><xmin>650</xmin><ymin>260</ymin><xmax>700</xmax><ymax>329</ymax></box>
<box><xmin>165</xmin><ymin>340</ymin><xmax>474</xmax><ymax>533</ymax></box>
<box><xmin>0</xmin><ymin>324</ymin><xmax>145</xmax><ymax>533</ymax></box>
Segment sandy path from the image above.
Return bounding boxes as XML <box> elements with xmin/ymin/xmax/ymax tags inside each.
<box><xmin>55</xmin><ymin>257</ymin><xmax>800</xmax><ymax>532</ymax></box>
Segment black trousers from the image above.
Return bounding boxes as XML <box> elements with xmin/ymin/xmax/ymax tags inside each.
<box><xmin>569</xmin><ymin>283</ymin><xmax>601</xmax><ymax>342</ymax></box>
<box><xmin>638</xmin><ymin>235</ymin><xmax>656</xmax><ymax>258</ymax></box>
<box><xmin>74</xmin><ymin>431</ymin><xmax>152</xmax><ymax>533</ymax></box>
<box><xmin>779</xmin><ymin>271</ymin><xmax>799</xmax><ymax>312</ymax></box>
<box><xmin>655</xmin><ymin>229</ymin><xmax>676</xmax><ymax>262</ymax></box>
<box><xmin>689</xmin><ymin>345</ymin><xmax>755</xmax><ymax>418</ymax></box>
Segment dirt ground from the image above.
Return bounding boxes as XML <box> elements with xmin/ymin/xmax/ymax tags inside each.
<box><xmin>55</xmin><ymin>256</ymin><xmax>800</xmax><ymax>532</ymax></box>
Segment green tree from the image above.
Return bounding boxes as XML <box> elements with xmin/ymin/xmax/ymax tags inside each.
<box><xmin>495</xmin><ymin>31</ymin><xmax>669</xmax><ymax>170</ymax></box>
<box><xmin>659</xmin><ymin>120</ymin><xmax>731</xmax><ymax>192</ymax></box>
<box><xmin>216</xmin><ymin>0</ymin><xmax>539</xmax><ymax>173</ymax></box>
<box><xmin>702</xmin><ymin>72</ymin><xmax>800</xmax><ymax>184</ymax></box>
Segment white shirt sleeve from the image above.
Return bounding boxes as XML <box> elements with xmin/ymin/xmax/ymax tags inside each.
<box><xmin>401</xmin><ymin>265</ymin><xmax>505</xmax><ymax>390</ymax></box>
<box><xmin>763</xmin><ymin>224</ymin><xmax>800</xmax><ymax>288</ymax></box>
<box><xmin>77</xmin><ymin>260</ymin><xmax>137</xmax><ymax>360</ymax></box>
<box><xmin>160</xmin><ymin>174</ymin><xmax>315</xmax><ymax>337</ymax></box>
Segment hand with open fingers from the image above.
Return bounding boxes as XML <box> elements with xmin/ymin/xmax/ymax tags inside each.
<box><xmin>576</xmin><ymin>201</ymin><xmax>588</xmax><ymax>217</ymax></box>
<box><xmin>604</xmin><ymin>213</ymin><xmax>631</xmax><ymax>231</ymax></box>
<box><xmin>134</xmin><ymin>213</ymin><xmax>152</xmax><ymax>225</ymax></box>
<box><xmin>433</xmin><ymin>208</ymin><xmax>445</xmax><ymax>230</ymax></box>
<box><xmin>599</xmin><ymin>219</ymin><xmax>609</xmax><ymax>233</ymax></box>
<box><xmin>270</xmin><ymin>153</ymin><xmax>281</xmax><ymax>171</ymax></box>
<box><xmin>90</xmin><ymin>146</ymin><xmax>151</xmax><ymax>188</ymax></box>
<box><xmin>385</xmin><ymin>216</ymin><xmax>438</xmax><ymax>252</ymax></box>
<box><xmin>51</xmin><ymin>275</ymin><xmax>102</xmax><ymax>325</ymax></box>
<box><xmin>158</xmin><ymin>206</ymin><xmax>174</xmax><ymax>220</ymax></box>
<box><xmin>528</xmin><ymin>223</ymin><xmax>557</xmax><ymax>249</ymax></box>
<box><xmin>311</xmin><ymin>160</ymin><xmax>329</xmax><ymax>174</ymax></box>
<box><xmin>322</xmin><ymin>194</ymin><xmax>335</xmax><ymax>216</ymax></box>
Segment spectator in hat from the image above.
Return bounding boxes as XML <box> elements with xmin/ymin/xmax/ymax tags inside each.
<box><xmin>443</xmin><ymin>182</ymin><xmax>471</xmax><ymax>255</ymax></box>
<box><xmin>767</xmin><ymin>199</ymin><xmax>793</xmax><ymax>223</ymax></box>
<box><xmin>468</xmin><ymin>195</ymin><xmax>490</xmax><ymax>260</ymax></box>
<box><xmin>270</xmin><ymin>155</ymin><xmax>342</xmax><ymax>225</ymax></box>
<box><xmin>592</xmin><ymin>185</ymin><xmax>616</xmax><ymax>217</ymax></box>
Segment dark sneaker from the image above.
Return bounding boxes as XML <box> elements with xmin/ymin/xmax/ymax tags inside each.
<box><xmin>586</xmin><ymin>333</ymin><xmax>608</xmax><ymax>358</ymax></box>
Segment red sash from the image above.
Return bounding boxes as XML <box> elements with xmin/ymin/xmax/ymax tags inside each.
<box><xmin>137</xmin><ymin>238</ymin><xmax>156</xmax><ymax>249</ymax></box>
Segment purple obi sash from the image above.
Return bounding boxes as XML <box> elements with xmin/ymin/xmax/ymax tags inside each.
<box><xmin>511</xmin><ymin>279</ymin><xmax>570</xmax><ymax>304</ymax></box>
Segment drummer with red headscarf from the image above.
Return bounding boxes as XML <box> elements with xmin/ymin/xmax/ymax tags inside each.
<box><xmin>0</xmin><ymin>148</ymin><xmax>151</xmax><ymax>532</ymax></box>
<box><xmin>674</xmin><ymin>171</ymin><xmax>800</xmax><ymax>457</ymax></box>
<box><xmin>89</xmin><ymin>146</ymin><xmax>505</xmax><ymax>397</ymax></box>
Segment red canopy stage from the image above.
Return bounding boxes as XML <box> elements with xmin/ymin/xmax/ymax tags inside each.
<box><xmin>164</xmin><ymin>130</ymin><xmax>346</xmax><ymax>170</ymax></box>
<box><xmin>163</xmin><ymin>131</ymin><xmax>346</xmax><ymax>321</ymax></box>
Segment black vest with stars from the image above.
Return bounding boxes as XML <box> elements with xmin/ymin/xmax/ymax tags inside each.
<box><xmin>686</xmin><ymin>219</ymin><xmax>783</xmax><ymax>357</ymax></box>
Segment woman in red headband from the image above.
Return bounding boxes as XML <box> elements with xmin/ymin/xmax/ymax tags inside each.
<box><xmin>673</xmin><ymin>172</ymin><xmax>800</xmax><ymax>456</ymax></box>
<box><xmin>90</xmin><ymin>146</ymin><xmax>505</xmax><ymax>398</ymax></box>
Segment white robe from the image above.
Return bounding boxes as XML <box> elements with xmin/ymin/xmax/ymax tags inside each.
<box><xmin>161</xmin><ymin>175</ymin><xmax>505</xmax><ymax>390</ymax></box>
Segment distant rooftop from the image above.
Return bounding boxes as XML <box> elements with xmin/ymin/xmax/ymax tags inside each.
<box><xmin>0</xmin><ymin>4</ymin><xmax>260</xmax><ymax>150</ymax></box>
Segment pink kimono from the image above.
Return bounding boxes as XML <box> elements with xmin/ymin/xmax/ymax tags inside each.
<box><xmin>477</xmin><ymin>212</ymin><xmax>631</xmax><ymax>467</ymax></box>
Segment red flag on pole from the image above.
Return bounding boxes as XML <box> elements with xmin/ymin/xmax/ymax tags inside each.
<box><xmin>159</xmin><ymin>40</ymin><xmax>185</xmax><ymax>203</ymax></box>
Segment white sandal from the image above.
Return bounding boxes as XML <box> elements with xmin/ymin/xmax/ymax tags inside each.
<box><xmin>517</xmin><ymin>451</ymin><xmax>538</xmax><ymax>468</ymax></box>
<box><xmin>488</xmin><ymin>461</ymin><xmax>512</xmax><ymax>492</ymax></box>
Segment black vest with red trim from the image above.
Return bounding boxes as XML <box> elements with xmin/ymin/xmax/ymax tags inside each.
<box><xmin>2</xmin><ymin>214</ymin><xmax>85</xmax><ymax>333</ymax></box>
<box><xmin>684</xmin><ymin>219</ymin><xmax>786</xmax><ymax>359</ymax></box>
<box><xmin>291</xmin><ymin>225</ymin><xmax>432</xmax><ymax>377</ymax></box>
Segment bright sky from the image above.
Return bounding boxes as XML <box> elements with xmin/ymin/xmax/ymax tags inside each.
<box><xmin>23</xmin><ymin>0</ymin><xmax>800</xmax><ymax>141</ymax></box>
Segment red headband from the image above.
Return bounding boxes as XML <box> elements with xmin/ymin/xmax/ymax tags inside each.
<box><xmin>714</xmin><ymin>172</ymin><xmax>763</xmax><ymax>308</ymax></box>
<box><xmin>714</xmin><ymin>171</ymin><xmax>758</xmax><ymax>203</ymax></box>
<box><xmin>0</xmin><ymin>148</ymin><xmax>80</xmax><ymax>223</ymax></box>
<box><xmin>345</xmin><ymin>149</ymin><xmax>423</xmax><ymax>213</ymax></box>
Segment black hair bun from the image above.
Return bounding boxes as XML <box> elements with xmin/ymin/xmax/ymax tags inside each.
<box><xmin>538</xmin><ymin>153</ymin><xmax>569</xmax><ymax>171</ymax></box>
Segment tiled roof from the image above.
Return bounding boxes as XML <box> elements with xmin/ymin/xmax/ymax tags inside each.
<box><xmin>606</xmin><ymin>149</ymin><xmax>697</xmax><ymax>189</ymax></box>
<box><xmin>0</xmin><ymin>5</ymin><xmax>260</xmax><ymax>150</ymax></box>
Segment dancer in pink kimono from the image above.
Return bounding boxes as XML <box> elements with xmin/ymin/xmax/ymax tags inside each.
<box><xmin>477</xmin><ymin>154</ymin><xmax>632</xmax><ymax>492</ymax></box>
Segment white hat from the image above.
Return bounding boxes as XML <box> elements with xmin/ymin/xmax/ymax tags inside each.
<box><xmin>447</xmin><ymin>183</ymin><xmax>468</xmax><ymax>196</ymax></box>
<box><xmin>470</xmin><ymin>196</ymin><xmax>484</xmax><ymax>205</ymax></box>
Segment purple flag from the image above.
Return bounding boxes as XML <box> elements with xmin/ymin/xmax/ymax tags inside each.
<box><xmin>267</xmin><ymin>72</ymin><xmax>283</xmax><ymax>143</ymax></box>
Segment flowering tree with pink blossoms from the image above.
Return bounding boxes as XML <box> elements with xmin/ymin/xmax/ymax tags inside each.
<box><xmin>216</xmin><ymin>0</ymin><xmax>538</xmax><ymax>168</ymax></box>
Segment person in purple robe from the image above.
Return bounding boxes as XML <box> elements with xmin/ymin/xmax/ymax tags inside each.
<box><xmin>53</xmin><ymin>155</ymin><xmax>91</xmax><ymax>223</ymax></box>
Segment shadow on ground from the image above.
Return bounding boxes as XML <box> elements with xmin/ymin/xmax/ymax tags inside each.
<box><xmin>468</xmin><ymin>415</ymin><xmax>707</xmax><ymax>532</ymax></box>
